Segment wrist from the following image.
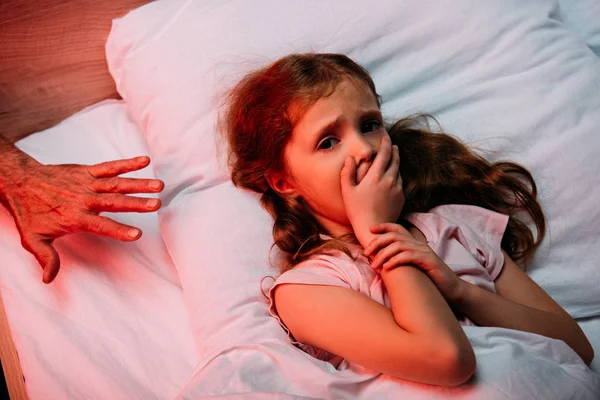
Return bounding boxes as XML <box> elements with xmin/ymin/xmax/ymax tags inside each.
<box><xmin>352</xmin><ymin>223</ymin><xmax>378</xmax><ymax>249</ymax></box>
<box><xmin>351</xmin><ymin>218</ymin><xmax>389</xmax><ymax>248</ymax></box>
<box><xmin>448</xmin><ymin>279</ymin><xmax>474</xmax><ymax>307</ymax></box>
<box><xmin>0</xmin><ymin>138</ymin><xmax>39</xmax><ymax>199</ymax></box>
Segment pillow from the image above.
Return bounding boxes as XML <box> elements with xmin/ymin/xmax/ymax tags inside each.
<box><xmin>106</xmin><ymin>0</ymin><xmax>600</xmax><ymax>363</ymax></box>
<box><xmin>557</xmin><ymin>0</ymin><xmax>600</xmax><ymax>57</ymax></box>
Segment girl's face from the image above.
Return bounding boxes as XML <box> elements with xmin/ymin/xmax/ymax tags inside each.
<box><xmin>267</xmin><ymin>78</ymin><xmax>390</xmax><ymax>238</ymax></box>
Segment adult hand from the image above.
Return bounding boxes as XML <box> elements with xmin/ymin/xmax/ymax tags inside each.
<box><xmin>1</xmin><ymin>155</ymin><xmax>164</xmax><ymax>284</ymax></box>
<box><xmin>340</xmin><ymin>135</ymin><xmax>404</xmax><ymax>248</ymax></box>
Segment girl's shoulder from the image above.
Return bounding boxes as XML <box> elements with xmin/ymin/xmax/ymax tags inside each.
<box><xmin>269</xmin><ymin>238</ymin><xmax>377</xmax><ymax>299</ymax></box>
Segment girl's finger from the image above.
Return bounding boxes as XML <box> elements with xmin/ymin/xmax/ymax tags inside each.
<box><xmin>87</xmin><ymin>156</ymin><xmax>151</xmax><ymax>178</ymax></box>
<box><xmin>370</xmin><ymin>241</ymin><xmax>412</xmax><ymax>270</ymax></box>
<box><xmin>384</xmin><ymin>144</ymin><xmax>400</xmax><ymax>181</ymax></box>
<box><xmin>372</xmin><ymin>135</ymin><xmax>392</xmax><ymax>177</ymax></box>
<box><xmin>87</xmin><ymin>193</ymin><xmax>161</xmax><ymax>213</ymax></box>
<box><xmin>340</xmin><ymin>157</ymin><xmax>357</xmax><ymax>189</ymax></box>
<box><xmin>370</xmin><ymin>222</ymin><xmax>411</xmax><ymax>236</ymax></box>
<box><xmin>396</xmin><ymin>148</ymin><xmax>403</xmax><ymax>186</ymax></box>
<box><xmin>92</xmin><ymin>177</ymin><xmax>164</xmax><ymax>194</ymax></box>
<box><xmin>381</xmin><ymin>251</ymin><xmax>418</xmax><ymax>271</ymax></box>
<box><xmin>364</xmin><ymin>231</ymin><xmax>399</xmax><ymax>256</ymax></box>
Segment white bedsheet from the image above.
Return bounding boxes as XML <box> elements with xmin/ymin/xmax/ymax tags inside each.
<box><xmin>0</xmin><ymin>100</ymin><xmax>198</xmax><ymax>400</ymax></box>
<box><xmin>179</xmin><ymin>327</ymin><xmax>600</xmax><ymax>400</ymax></box>
<box><xmin>579</xmin><ymin>317</ymin><xmax>600</xmax><ymax>373</ymax></box>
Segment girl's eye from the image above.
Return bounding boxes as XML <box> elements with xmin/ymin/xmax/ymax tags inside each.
<box><xmin>318</xmin><ymin>137</ymin><xmax>339</xmax><ymax>150</ymax></box>
<box><xmin>317</xmin><ymin>120</ymin><xmax>382</xmax><ymax>150</ymax></box>
<box><xmin>362</xmin><ymin>119</ymin><xmax>382</xmax><ymax>133</ymax></box>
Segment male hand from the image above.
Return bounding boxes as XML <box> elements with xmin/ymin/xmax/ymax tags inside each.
<box><xmin>1</xmin><ymin>155</ymin><xmax>164</xmax><ymax>283</ymax></box>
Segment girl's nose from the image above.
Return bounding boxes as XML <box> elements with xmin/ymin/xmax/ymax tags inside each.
<box><xmin>348</xmin><ymin>127</ymin><xmax>377</xmax><ymax>168</ymax></box>
<box><xmin>354</xmin><ymin>138</ymin><xmax>376</xmax><ymax>183</ymax></box>
<box><xmin>357</xmin><ymin>140</ymin><xmax>376</xmax><ymax>164</ymax></box>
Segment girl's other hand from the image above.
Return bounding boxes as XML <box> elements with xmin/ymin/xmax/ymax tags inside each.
<box><xmin>364</xmin><ymin>222</ymin><xmax>465</xmax><ymax>303</ymax></box>
<box><xmin>340</xmin><ymin>135</ymin><xmax>404</xmax><ymax>248</ymax></box>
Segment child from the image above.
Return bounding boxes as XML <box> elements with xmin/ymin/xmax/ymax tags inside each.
<box><xmin>219</xmin><ymin>53</ymin><xmax>593</xmax><ymax>386</ymax></box>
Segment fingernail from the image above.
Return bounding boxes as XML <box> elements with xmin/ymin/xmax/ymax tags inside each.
<box><xmin>150</xmin><ymin>181</ymin><xmax>161</xmax><ymax>190</ymax></box>
<box><xmin>128</xmin><ymin>228</ymin><xmax>141</xmax><ymax>238</ymax></box>
<box><xmin>137</xmin><ymin>156</ymin><xmax>149</xmax><ymax>162</ymax></box>
<box><xmin>147</xmin><ymin>198</ymin><xmax>159</xmax><ymax>208</ymax></box>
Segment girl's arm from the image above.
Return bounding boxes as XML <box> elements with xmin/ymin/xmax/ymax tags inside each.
<box><xmin>273</xmin><ymin>265</ymin><xmax>476</xmax><ymax>386</ymax></box>
<box><xmin>452</xmin><ymin>250</ymin><xmax>594</xmax><ymax>366</ymax></box>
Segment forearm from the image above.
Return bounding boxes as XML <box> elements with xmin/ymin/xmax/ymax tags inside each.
<box><xmin>382</xmin><ymin>267</ymin><xmax>472</xmax><ymax>353</ymax></box>
<box><xmin>454</xmin><ymin>281</ymin><xmax>594</xmax><ymax>365</ymax></box>
<box><xmin>355</xmin><ymin>223</ymin><xmax>472</xmax><ymax>351</ymax></box>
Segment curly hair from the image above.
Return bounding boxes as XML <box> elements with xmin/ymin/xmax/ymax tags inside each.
<box><xmin>219</xmin><ymin>53</ymin><xmax>545</xmax><ymax>274</ymax></box>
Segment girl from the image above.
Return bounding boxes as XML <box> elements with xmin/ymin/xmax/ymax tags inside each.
<box><xmin>219</xmin><ymin>53</ymin><xmax>593</xmax><ymax>387</ymax></box>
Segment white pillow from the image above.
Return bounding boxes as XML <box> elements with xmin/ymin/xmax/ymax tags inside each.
<box><xmin>557</xmin><ymin>0</ymin><xmax>600</xmax><ymax>57</ymax></box>
<box><xmin>106</xmin><ymin>0</ymin><xmax>600</xmax><ymax>366</ymax></box>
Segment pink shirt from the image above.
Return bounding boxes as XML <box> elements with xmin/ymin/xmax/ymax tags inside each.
<box><xmin>266</xmin><ymin>204</ymin><xmax>510</xmax><ymax>367</ymax></box>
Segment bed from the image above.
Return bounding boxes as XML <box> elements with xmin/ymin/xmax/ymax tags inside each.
<box><xmin>1</xmin><ymin>0</ymin><xmax>600</xmax><ymax>399</ymax></box>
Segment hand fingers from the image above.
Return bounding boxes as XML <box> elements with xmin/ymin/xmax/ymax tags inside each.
<box><xmin>92</xmin><ymin>177</ymin><xmax>164</xmax><ymax>194</ymax></box>
<box><xmin>371</xmin><ymin>222</ymin><xmax>411</xmax><ymax>235</ymax></box>
<box><xmin>372</xmin><ymin>135</ymin><xmax>392</xmax><ymax>177</ymax></box>
<box><xmin>87</xmin><ymin>156</ymin><xmax>151</xmax><ymax>178</ymax></box>
<box><xmin>380</xmin><ymin>250</ymin><xmax>418</xmax><ymax>272</ymax></box>
<box><xmin>78</xmin><ymin>214</ymin><xmax>143</xmax><ymax>241</ymax></box>
<box><xmin>364</xmin><ymin>232</ymin><xmax>399</xmax><ymax>257</ymax></box>
<box><xmin>396</xmin><ymin>146</ymin><xmax>403</xmax><ymax>184</ymax></box>
<box><xmin>340</xmin><ymin>157</ymin><xmax>357</xmax><ymax>189</ymax></box>
<box><xmin>87</xmin><ymin>194</ymin><xmax>161</xmax><ymax>213</ymax></box>
<box><xmin>370</xmin><ymin>241</ymin><xmax>409</xmax><ymax>270</ymax></box>
<box><xmin>22</xmin><ymin>235</ymin><xmax>61</xmax><ymax>284</ymax></box>
<box><xmin>384</xmin><ymin>144</ymin><xmax>400</xmax><ymax>182</ymax></box>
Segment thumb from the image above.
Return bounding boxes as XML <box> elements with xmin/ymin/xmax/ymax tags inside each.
<box><xmin>24</xmin><ymin>236</ymin><xmax>61</xmax><ymax>284</ymax></box>
<box><xmin>340</xmin><ymin>157</ymin><xmax>356</xmax><ymax>191</ymax></box>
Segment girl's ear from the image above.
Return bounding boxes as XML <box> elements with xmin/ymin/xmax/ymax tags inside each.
<box><xmin>265</xmin><ymin>170</ymin><xmax>299</xmax><ymax>198</ymax></box>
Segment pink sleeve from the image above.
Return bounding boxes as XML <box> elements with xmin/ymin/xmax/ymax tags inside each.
<box><xmin>266</xmin><ymin>256</ymin><xmax>351</xmax><ymax>358</ymax></box>
<box><xmin>436</xmin><ymin>204</ymin><xmax>510</xmax><ymax>281</ymax></box>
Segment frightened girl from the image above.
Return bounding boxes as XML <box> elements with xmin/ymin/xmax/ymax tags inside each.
<box><xmin>219</xmin><ymin>53</ymin><xmax>593</xmax><ymax>386</ymax></box>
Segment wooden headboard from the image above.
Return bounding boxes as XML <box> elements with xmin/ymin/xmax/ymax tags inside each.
<box><xmin>0</xmin><ymin>0</ymin><xmax>152</xmax><ymax>143</ymax></box>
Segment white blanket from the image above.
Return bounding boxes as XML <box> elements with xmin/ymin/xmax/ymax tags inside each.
<box><xmin>181</xmin><ymin>327</ymin><xmax>600</xmax><ymax>400</ymax></box>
